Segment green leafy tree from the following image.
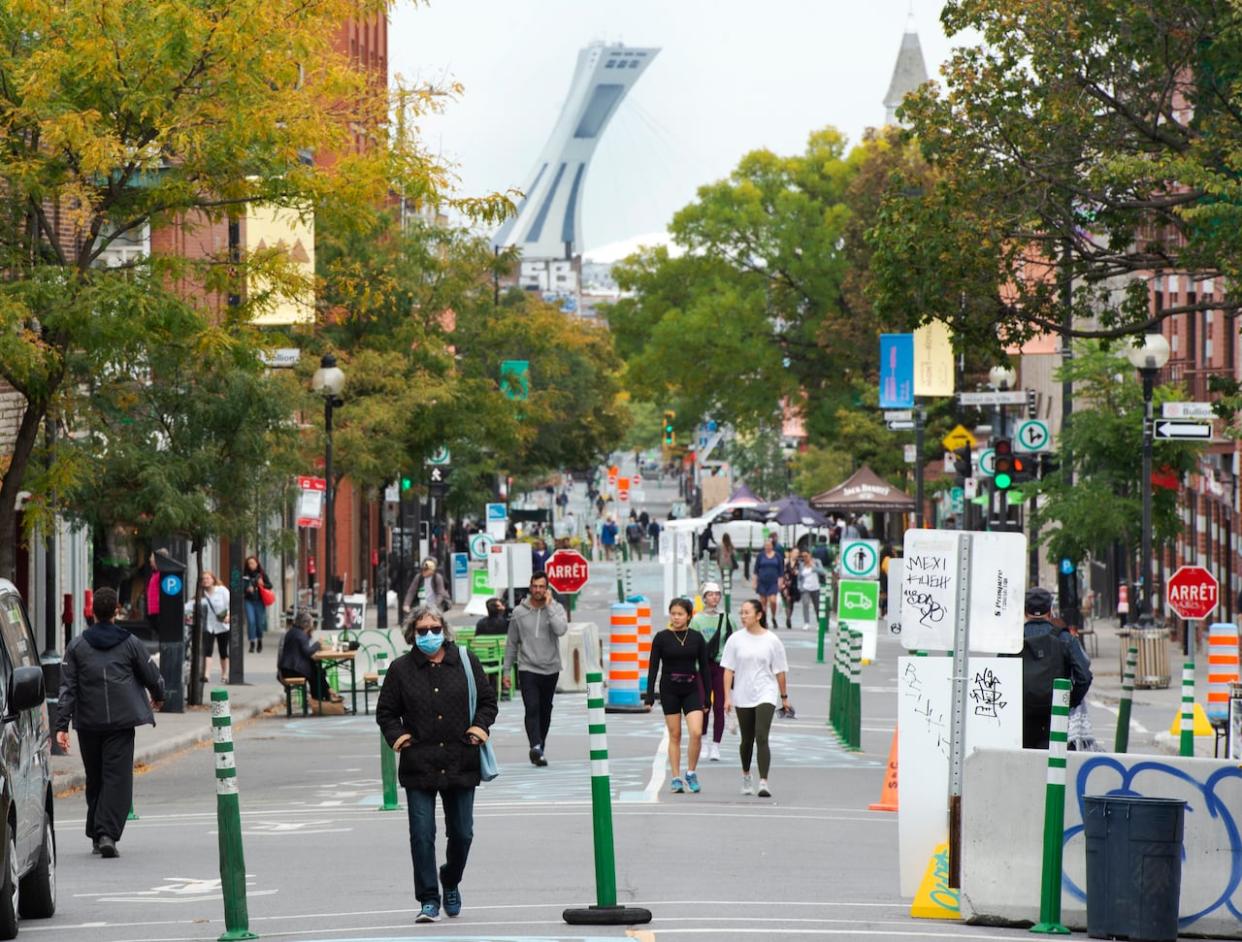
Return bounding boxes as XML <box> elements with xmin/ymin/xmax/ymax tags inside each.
<box><xmin>1033</xmin><ymin>343</ymin><xmax>1201</xmax><ymax>563</ymax></box>
<box><xmin>723</xmin><ymin>426</ymin><xmax>790</xmax><ymax>501</ymax></box>
<box><xmin>869</xmin><ymin>0</ymin><xmax>1242</xmax><ymax>352</ymax></box>
<box><xmin>608</xmin><ymin>129</ymin><xmax>885</xmax><ymax>440</ymax></box>
<box><xmin>0</xmin><ymin>0</ymin><xmax>507</xmax><ymax>579</ymax></box>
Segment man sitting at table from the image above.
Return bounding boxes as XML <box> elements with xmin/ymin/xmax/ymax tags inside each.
<box><xmin>279</xmin><ymin>611</ymin><xmax>344</xmax><ymax>707</ymax></box>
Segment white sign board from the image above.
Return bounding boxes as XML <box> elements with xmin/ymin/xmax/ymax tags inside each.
<box><xmin>485</xmin><ymin>502</ymin><xmax>508</xmax><ymax>541</ymax></box>
<box><xmin>886</xmin><ymin>558</ymin><xmax>903</xmax><ymax>638</ymax></box>
<box><xmin>900</xmin><ymin>530</ymin><xmax>1025</xmax><ymax>653</ymax></box>
<box><xmin>966</xmin><ymin>531</ymin><xmax>1026</xmax><ymax>653</ymax></box>
<box><xmin>487</xmin><ymin>542</ymin><xmax>533</xmax><ymax>591</ymax></box>
<box><xmin>1162</xmin><ymin>401</ymin><xmax>1214</xmax><ymax>419</ymax></box>
<box><xmin>898</xmin><ymin>655</ymin><xmax>1022</xmax><ymax>896</ymax></box>
<box><xmin>958</xmin><ymin>390</ymin><xmax>1027</xmax><ymax>407</ymax></box>
<box><xmin>840</xmin><ymin>539</ymin><xmax>881</xmax><ymax>580</ymax></box>
<box><xmin>296</xmin><ymin>487</ymin><xmax>323</xmax><ymax>526</ymax></box>
<box><xmin>903</xmin><ymin>443</ymin><xmax>917</xmax><ymax>464</ymax></box>
<box><xmin>900</xmin><ymin>530</ymin><xmax>961</xmax><ymax>651</ymax></box>
<box><xmin>469</xmin><ymin>532</ymin><xmax>495</xmax><ymax>561</ymax></box>
<box><xmin>1014</xmin><ymin>419</ymin><xmax>1051</xmax><ymax>453</ymax></box>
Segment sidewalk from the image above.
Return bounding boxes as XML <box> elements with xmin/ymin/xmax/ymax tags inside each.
<box><xmin>51</xmin><ymin>643</ymin><xmax>286</xmax><ymax>794</ymax></box>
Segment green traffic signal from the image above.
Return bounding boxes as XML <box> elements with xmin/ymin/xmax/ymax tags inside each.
<box><xmin>994</xmin><ymin>472</ymin><xmax>1013</xmax><ymax>490</ymax></box>
<box><xmin>401</xmin><ymin>476</ymin><xmax>413</xmax><ymax>491</ymax></box>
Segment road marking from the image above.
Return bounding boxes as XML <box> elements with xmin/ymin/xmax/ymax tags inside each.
<box><xmin>1088</xmin><ymin>697</ymin><xmax>1149</xmax><ymax>734</ymax></box>
<box><xmin>620</xmin><ymin>724</ymin><xmax>669</xmax><ymax>803</ymax></box>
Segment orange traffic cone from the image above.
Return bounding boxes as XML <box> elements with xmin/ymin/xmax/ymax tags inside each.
<box><xmin>868</xmin><ymin>726</ymin><xmax>899</xmax><ymax>812</ymax></box>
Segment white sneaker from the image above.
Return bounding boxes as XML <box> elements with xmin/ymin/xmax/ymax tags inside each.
<box><xmin>741</xmin><ymin>774</ymin><xmax>754</xmax><ymax>796</ymax></box>
<box><xmin>708</xmin><ymin>742</ymin><xmax>721</xmax><ymax>762</ymax></box>
<box><xmin>757</xmin><ymin>779</ymin><xmax>772</xmax><ymax>797</ymax></box>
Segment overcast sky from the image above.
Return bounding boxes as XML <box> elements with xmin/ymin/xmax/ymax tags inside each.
<box><xmin>391</xmin><ymin>1</ymin><xmax>967</xmax><ymax>259</ymax></box>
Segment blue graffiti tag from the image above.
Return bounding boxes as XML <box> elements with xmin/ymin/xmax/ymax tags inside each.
<box><xmin>1060</xmin><ymin>756</ymin><xmax>1242</xmax><ymax>928</ymax></box>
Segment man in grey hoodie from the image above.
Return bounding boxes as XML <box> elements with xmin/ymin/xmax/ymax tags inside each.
<box><xmin>56</xmin><ymin>587</ymin><xmax>165</xmax><ymax>858</ymax></box>
<box><xmin>502</xmin><ymin>571</ymin><xmax>569</xmax><ymax>766</ymax></box>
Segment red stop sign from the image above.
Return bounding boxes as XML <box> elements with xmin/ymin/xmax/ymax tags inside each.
<box><xmin>1166</xmin><ymin>565</ymin><xmax>1219</xmax><ymax>620</ymax></box>
<box><xmin>545</xmin><ymin>549</ymin><xmax>590</xmax><ymax>594</ymax></box>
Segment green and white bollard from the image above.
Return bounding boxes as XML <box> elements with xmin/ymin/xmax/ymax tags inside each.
<box><xmin>562</xmin><ymin>671</ymin><xmax>651</xmax><ymax>926</ymax></box>
<box><xmin>1114</xmin><ymin>645</ymin><xmax>1137</xmax><ymax>753</ymax></box>
<box><xmin>1030</xmin><ymin>678</ymin><xmax>1071</xmax><ymax>935</ymax></box>
<box><xmin>1180</xmin><ymin>661</ymin><xmax>1195</xmax><ymax>758</ymax></box>
<box><xmin>376</xmin><ymin>653</ymin><xmax>399</xmax><ymax>812</ymax></box>
<box><xmin>831</xmin><ymin>623</ymin><xmax>849</xmax><ymax>737</ymax></box>
<box><xmin>211</xmin><ymin>690</ymin><xmax>258</xmax><ymax>941</ymax></box>
<box><xmin>847</xmin><ymin>629</ymin><xmax>863</xmax><ymax>751</ymax></box>
<box><xmin>723</xmin><ymin>567</ymin><xmax>733</xmax><ymax>614</ymax></box>
<box><xmin>816</xmin><ymin>590</ymin><xmax>829</xmax><ymax>663</ymax></box>
<box><xmin>828</xmin><ymin>623</ymin><xmax>842</xmax><ymax>735</ymax></box>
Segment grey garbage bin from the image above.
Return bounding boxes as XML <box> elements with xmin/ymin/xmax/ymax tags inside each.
<box><xmin>1084</xmin><ymin>795</ymin><xmax>1185</xmax><ymax>941</ymax></box>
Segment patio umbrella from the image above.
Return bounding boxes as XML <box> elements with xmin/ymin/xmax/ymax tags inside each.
<box><xmin>767</xmin><ymin>495</ymin><xmax>829</xmax><ymax>528</ymax></box>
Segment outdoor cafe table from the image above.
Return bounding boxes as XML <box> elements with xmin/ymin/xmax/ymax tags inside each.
<box><xmin>312</xmin><ymin>649</ymin><xmax>358</xmax><ymax>715</ymax></box>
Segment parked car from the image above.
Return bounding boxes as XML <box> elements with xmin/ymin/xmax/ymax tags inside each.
<box><xmin>0</xmin><ymin>579</ymin><xmax>55</xmax><ymax>938</ymax></box>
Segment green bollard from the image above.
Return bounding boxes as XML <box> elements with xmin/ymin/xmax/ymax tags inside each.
<box><xmin>848</xmin><ymin>630</ymin><xmax>863</xmax><ymax>751</ymax></box>
<box><xmin>376</xmin><ymin>653</ymin><xmax>399</xmax><ymax>812</ymax></box>
<box><xmin>816</xmin><ymin>591</ymin><xmax>828</xmax><ymax>663</ymax></box>
<box><xmin>829</xmin><ymin>624</ymin><xmax>842</xmax><ymax>734</ymax></box>
<box><xmin>563</xmin><ymin>672</ymin><xmax>651</xmax><ymax>926</ymax></box>
<box><xmin>211</xmin><ymin>689</ymin><xmax>258</xmax><ymax>941</ymax></box>
<box><xmin>1180</xmin><ymin>660</ymin><xmax>1195</xmax><ymax>758</ymax></box>
<box><xmin>1114</xmin><ymin>645</ymin><xmax>1137</xmax><ymax>754</ymax></box>
<box><xmin>723</xmin><ymin>567</ymin><xmax>732</xmax><ymax>615</ymax></box>
<box><xmin>1030</xmin><ymin>678</ymin><xmax>1072</xmax><ymax>935</ymax></box>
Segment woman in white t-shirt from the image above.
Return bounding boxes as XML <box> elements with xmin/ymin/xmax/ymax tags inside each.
<box><xmin>721</xmin><ymin>599</ymin><xmax>790</xmax><ymax>798</ymax></box>
<box><xmin>198</xmin><ymin>571</ymin><xmax>231</xmax><ymax>684</ymax></box>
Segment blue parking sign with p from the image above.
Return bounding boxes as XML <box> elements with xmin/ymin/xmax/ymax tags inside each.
<box><xmin>161</xmin><ymin>574</ymin><xmax>183</xmax><ymax>597</ymax></box>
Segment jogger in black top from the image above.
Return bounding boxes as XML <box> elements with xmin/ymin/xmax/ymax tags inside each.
<box><xmin>645</xmin><ymin>598</ymin><xmax>713</xmax><ymax>794</ymax></box>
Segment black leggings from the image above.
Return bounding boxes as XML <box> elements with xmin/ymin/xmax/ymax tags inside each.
<box><xmin>736</xmin><ymin>702</ymin><xmax>776</xmax><ymax>778</ymax></box>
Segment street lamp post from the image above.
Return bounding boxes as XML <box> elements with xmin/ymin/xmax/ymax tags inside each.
<box><xmin>1125</xmin><ymin>333</ymin><xmax>1170</xmax><ymax>625</ymax></box>
<box><xmin>312</xmin><ymin>353</ymin><xmax>346</xmax><ymax>633</ymax></box>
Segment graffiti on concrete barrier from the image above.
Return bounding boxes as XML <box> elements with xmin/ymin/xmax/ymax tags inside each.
<box><xmin>1061</xmin><ymin>756</ymin><xmax>1242</xmax><ymax>929</ymax></box>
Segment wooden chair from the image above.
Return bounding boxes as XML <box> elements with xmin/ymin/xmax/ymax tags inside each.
<box><xmin>362</xmin><ymin>672</ymin><xmax>380</xmax><ymax>716</ymax></box>
<box><xmin>281</xmin><ymin>677</ymin><xmax>309</xmax><ymax>718</ymax></box>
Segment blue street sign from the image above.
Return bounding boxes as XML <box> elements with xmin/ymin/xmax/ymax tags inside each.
<box><xmin>1059</xmin><ymin>558</ymin><xmax>1075</xmax><ymax>575</ymax></box>
<box><xmin>485</xmin><ymin>502</ymin><xmax>507</xmax><ymax>522</ymax></box>
<box><xmin>879</xmin><ymin>333</ymin><xmax>915</xmax><ymax>409</ymax></box>
<box><xmin>706</xmin><ymin>420</ymin><xmax>718</xmax><ymax>432</ymax></box>
<box><xmin>161</xmin><ymin>574</ymin><xmax>183</xmax><ymax>597</ymax></box>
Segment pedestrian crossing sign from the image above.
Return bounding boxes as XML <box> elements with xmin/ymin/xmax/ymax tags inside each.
<box><xmin>840</xmin><ymin>540</ymin><xmax>881</xmax><ymax>580</ymax></box>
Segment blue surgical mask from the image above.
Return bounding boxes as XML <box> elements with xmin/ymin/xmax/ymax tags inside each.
<box><xmin>416</xmin><ymin>631</ymin><xmax>444</xmax><ymax>655</ymax></box>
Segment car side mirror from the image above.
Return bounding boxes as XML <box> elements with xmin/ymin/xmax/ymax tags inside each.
<box><xmin>5</xmin><ymin>666</ymin><xmax>44</xmax><ymax>721</ymax></box>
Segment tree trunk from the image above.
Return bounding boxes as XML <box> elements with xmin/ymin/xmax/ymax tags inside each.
<box><xmin>0</xmin><ymin>397</ymin><xmax>47</xmax><ymax>581</ymax></box>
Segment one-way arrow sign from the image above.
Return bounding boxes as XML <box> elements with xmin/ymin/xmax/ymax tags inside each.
<box><xmin>1154</xmin><ymin>420</ymin><xmax>1212</xmax><ymax>440</ymax></box>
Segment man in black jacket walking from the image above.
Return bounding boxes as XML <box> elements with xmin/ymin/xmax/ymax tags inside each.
<box><xmin>56</xmin><ymin>587</ymin><xmax>165</xmax><ymax>858</ymax></box>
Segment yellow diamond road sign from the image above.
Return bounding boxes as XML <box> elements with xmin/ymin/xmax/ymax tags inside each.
<box><xmin>942</xmin><ymin>424</ymin><xmax>977</xmax><ymax>451</ymax></box>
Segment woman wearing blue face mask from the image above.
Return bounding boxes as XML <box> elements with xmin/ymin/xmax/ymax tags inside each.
<box><xmin>376</xmin><ymin>605</ymin><xmax>498</xmax><ymax>925</ymax></box>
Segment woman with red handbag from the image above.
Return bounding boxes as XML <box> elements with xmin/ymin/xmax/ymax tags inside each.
<box><xmin>242</xmin><ymin>556</ymin><xmax>274</xmax><ymax>654</ymax></box>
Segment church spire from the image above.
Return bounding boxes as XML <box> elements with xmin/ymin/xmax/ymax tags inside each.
<box><xmin>883</xmin><ymin>22</ymin><xmax>929</xmax><ymax>126</ymax></box>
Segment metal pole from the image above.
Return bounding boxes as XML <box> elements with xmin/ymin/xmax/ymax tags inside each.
<box><xmin>322</xmin><ymin>396</ymin><xmax>335</xmax><ymax>634</ymax></box>
<box><xmin>947</xmin><ymin>532</ymin><xmax>972</xmax><ymax>888</ymax></box>
<box><xmin>1141</xmin><ymin>369</ymin><xmax>1155</xmax><ymax>621</ymax></box>
<box><xmin>1115</xmin><ymin>645</ymin><xmax>1137</xmax><ymax>753</ymax></box>
<box><xmin>914</xmin><ymin>405</ymin><xmax>925</xmax><ymax>529</ymax></box>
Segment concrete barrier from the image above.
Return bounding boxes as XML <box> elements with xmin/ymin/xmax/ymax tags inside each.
<box><xmin>960</xmin><ymin>747</ymin><xmax>1242</xmax><ymax>938</ymax></box>
<box><xmin>556</xmin><ymin>622</ymin><xmax>602</xmax><ymax>693</ymax></box>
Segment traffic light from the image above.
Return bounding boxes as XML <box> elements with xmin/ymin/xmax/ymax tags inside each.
<box><xmin>663</xmin><ymin>410</ymin><xmax>676</xmax><ymax>446</ymax></box>
<box><xmin>400</xmin><ymin>474</ymin><xmax>413</xmax><ymax>493</ymax></box>
<box><xmin>993</xmin><ymin>438</ymin><xmax>1015</xmax><ymax>491</ymax></box>
<box><xmin>1026</xmin><ymin>387</ymin><xmax>1038</xmax><ymax>419</ymax></box>
<box><xmin>953</xmin><ymin>444</ymin><xmax>972</xmax><ymax>479</ymax></box>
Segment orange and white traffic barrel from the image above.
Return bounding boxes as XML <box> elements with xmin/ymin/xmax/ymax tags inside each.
<box><xmin>1207</xmin><ymin>622</ymin><xmax>1239</xmax><ymax>721</ymax></box>
<box><xmin>606</xmin><ymin>603</ymin><xmax>642</xmax><ymax>711</ymax></box>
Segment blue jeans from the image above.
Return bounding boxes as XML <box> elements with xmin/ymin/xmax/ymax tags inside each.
<box><xmin>406</xmin><ymin>786</ymin><xmax>475</xmax><ymax>904</ymax></box>
<box><xmin>244</xmin><ymin>598</ymin><xmax>266</xmax><ymax>642</ymax></box>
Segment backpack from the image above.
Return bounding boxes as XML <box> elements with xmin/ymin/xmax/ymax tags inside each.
<box><xmin>626</xmin><ymin>522</ymin><xmax>642</xmax><ymax>541</ymax></box>
<box><xmin>1022</xmin><ymin>624</ymin><xmax>1071</xmax><ymax>716</ymax></box>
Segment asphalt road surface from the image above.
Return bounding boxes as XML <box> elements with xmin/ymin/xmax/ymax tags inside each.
<box><xmin>45</xmin><ymin>615</ymin><xmax>1056</xmax><ymax>942</ymax></box>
